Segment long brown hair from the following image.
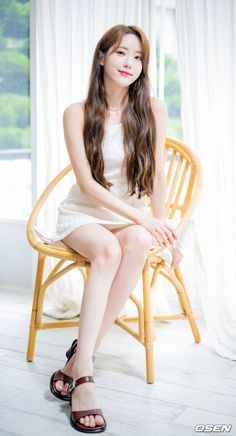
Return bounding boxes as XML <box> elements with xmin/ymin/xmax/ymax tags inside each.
<box><xmin>83</xmin><ymin>24</ymin><xmax>156</xmax><ymax>199</ymax></box>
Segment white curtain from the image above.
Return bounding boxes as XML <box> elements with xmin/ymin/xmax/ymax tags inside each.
<box><xmin>34</xmin><ymin>0</ymin><xmax>173</xmax><ymax>319</ymax></box>
<box><xmin>176</xmin><ymin>0</ymin><xmax>236</xmax><ymax>359</ymax></box>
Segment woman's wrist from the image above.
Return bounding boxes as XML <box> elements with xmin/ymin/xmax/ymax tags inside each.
<box><xmin>133</xmin><ymin>210</ymin><xmax>147</xmax><ymax>225</ymax></box>
<box><xmin>152</xmin><ymin>215</ymin><xmax>165</xmax><ymax>224</ymax></box>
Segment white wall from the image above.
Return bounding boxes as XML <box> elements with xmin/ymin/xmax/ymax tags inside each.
<box><xmin>0</xmin><ymin>220</ymin><xmax>33</xmax><ymax>290</ymax></box>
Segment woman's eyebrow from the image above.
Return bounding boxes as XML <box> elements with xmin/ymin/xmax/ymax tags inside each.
<box><xmin>118</xmin><ymin>45</ymin><xmax>143</xmax><ymax>54</ymax></box>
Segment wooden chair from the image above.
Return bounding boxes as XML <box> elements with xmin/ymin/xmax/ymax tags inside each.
<box><xmin>26</xmin><ymin>136</ymin><xmax>203</xmax><ymax>383</ymax></box>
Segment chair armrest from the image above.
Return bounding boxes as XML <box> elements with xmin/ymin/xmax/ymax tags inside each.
<box><xmin>27</xmin><ymin>164</ymin><xmax>72</xmax><ymax>249</ymax></box>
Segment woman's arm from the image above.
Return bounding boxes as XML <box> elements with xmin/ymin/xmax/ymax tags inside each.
<box><xmin>63</xmin><ymin>103</ymin><xmax>146</xmax><ymax>224</ymax></box>
<box><xmin>149</xmin><ymin>97</ymin><xmax>168</xmax><ymax>221</ymax></box>
<box><xmin>149</xmin><ymin>98</ymin><xmax>183</xmax><ymax>264</ymax></box>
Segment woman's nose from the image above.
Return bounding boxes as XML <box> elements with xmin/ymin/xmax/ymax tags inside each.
<box><xmin>123</xmin><ymin>61</ymin><xmax>132</xmax><ymax>69</ymax></box>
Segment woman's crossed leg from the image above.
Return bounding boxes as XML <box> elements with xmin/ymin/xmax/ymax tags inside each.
<box><xmin>56</xmin><ymin>222</ymin><xmax>154</xmax><ymax>429</ymax></box>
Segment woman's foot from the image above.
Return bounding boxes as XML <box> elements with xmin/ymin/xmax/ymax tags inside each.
<box><xmin>71</xmin><ymin>361</ymin><xmax>105</xmax><ymax>429</ymax></box>
<box><xmin>53</xmin><ymin>340</ymin><xmax>96</xmax><ymax>398</ymax></box>
<box><xmin>54</xmin><ymin>353</ymin><xmax>75</xmax><ymax>396</ymax></box>
<box><xmin>50</xmin><ymin>339</ymin><xmax>78</xmax><ymax>401</ymax></box>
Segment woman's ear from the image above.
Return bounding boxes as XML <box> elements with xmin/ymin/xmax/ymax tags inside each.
<box><xmin>99</xmin><ymin>50</ymin><xmax>105</xmax><ymax>66</ymax></box>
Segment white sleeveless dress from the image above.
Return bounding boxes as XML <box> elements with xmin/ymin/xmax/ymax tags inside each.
<box><xmin>38</xmin><ymin>122</ymin><xmax>173</xmax><ymax>262</ymax></box>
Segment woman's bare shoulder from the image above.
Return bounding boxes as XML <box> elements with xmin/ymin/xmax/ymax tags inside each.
<box><xmin>63</xmin><ymin>101</ymin><xmax>85</xmax><ymax>125</ymax></box>
<box><xmin>150</xmin><ymin>96</ymin><xmax>168</xmax><ymax>115</ymax></box>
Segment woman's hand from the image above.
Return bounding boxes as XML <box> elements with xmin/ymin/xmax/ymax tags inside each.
<box><xmin>137</xmin><ymin>215</ymin><xmax>178</xmax><ymax>248</ymax></box>
<box><xmin>168</xmin><ymin>244</ymin><xmax>184</xmax><ymax>269</ymax></box>
<box><xmin>137</xmin><ymin>213</ymin><xmax>183</xmax><ymax>268</ymax></box>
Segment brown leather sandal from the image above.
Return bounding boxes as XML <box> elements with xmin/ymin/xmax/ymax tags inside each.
<box><xmin>50</xmin><ymin>339</ymin><xmax>77</xmax><ymax>401</ymax></box>
<box><xmin>70</xmin><ymin>376</ymin><xmax>107</xmax><ymax>433</ymax></box>
<box><xmin>50</xmin><ymin>339</ymin><xmax>95</xmax><ymax>402</ymax></box>
<box><xmin>50</xmin><ymin>369</ymin><xmax>73</xmax><ymax>401</ymax></box>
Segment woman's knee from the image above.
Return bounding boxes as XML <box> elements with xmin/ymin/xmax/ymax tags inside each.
<box><xmin>120</xmin><ymin>226</ymin><xmax>153</xmax><ymax>257</ymax></box>
<box><xmin>92</xmin><ymin>238</ymin><xmax>122</xmax><ymax>267</ymax></box>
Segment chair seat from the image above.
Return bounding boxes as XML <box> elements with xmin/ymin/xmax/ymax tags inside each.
<box><xmin>31</xmin><ymin>240</ymin><xmax>89</xmax><ymax>263</ymax></box>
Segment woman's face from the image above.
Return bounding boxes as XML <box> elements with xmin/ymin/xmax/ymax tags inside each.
<box><xmin>101</xmin><ymin>34</ymin><xmax>143</xmax><ymax>88</ymax></box>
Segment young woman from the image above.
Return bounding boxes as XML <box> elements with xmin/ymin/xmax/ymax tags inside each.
<box><xmin>49</xmin><ymin>24</ymin><xmax>183</xmax><ymax>433</ymax></box>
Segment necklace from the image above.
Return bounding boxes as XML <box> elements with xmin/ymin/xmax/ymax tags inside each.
<box><xmin>109</xmin><ymin>106</ymin><xmax>122</xmax><ymax>112</ymax></box>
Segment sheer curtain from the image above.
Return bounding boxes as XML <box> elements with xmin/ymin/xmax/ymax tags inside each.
<box><xmin>34</xmin><ymin>0</ymin><xmax>170</xmax><ymax>319</ymax></box>
<box><xmin>176</xmin><ymin>0</ymin><xmax>236</xmax><ymax>359</ymax></box>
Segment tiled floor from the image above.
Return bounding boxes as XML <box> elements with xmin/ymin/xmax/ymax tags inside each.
<box><xmin>0</xmin><ymin>287</ymin><xmax>236</xmax><ymax>436</ymax></box>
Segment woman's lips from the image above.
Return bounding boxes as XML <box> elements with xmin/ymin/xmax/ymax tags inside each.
<box><xmin>118</xmin><ymin>70</ymin><xmax>133</xmax><ymax>77</ymax></box>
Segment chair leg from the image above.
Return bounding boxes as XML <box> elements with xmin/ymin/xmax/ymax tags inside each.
<box><xmin>174</xmin><ymin>265</ymin><xmax>201</xmax><ymax>343</ymax></box>
<box><xmin>26</xmin><ymin>253</ymin><xmax>46</xmax><ymax>361</ymax></box>
<box><xmin>142</xmin><ymin>260</ymin><xmax>155</xmax><ymax>384</ymax></box>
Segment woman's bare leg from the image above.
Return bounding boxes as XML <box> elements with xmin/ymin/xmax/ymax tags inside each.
<box><xmin>59</xmin><ymin>224</ymin><xmax>154</xmax><ymax>391</ymax></box>
<box><xmin>93</xmin><ymin>224</ymin><xmax>154</xmax><ymax>352</ymax></box>
<box><xmin>56</xmin><ymin>223</ymin><xmax>122</xmax><ymax>428</ymax></box>
<box><xmin>61</xmin><ymin>224</ymin><xmax>153</xmax><ymax>372</ymax></box>
<box><xmin>55</xmin><ymin>224</ymin><xmax>154</xmax><ymax>428</ymax></box>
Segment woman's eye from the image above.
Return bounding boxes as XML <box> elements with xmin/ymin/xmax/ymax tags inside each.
<box><xmin>116</xmin><ymin>50</ymin><xmax>142</xmax><ymax>60</ymax></box>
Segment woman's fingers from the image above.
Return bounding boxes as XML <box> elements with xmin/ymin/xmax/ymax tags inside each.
<box><xmin>149</xmin><ymin>219</ymin><xmax>178</xmax><ymax>248</ymax></box>
<box><xmin>160</xmin><ymin>224</ymin><xmax>178</xmax><ymax>244</ymax></box>
<box><xmin>158</xmin><ymin>225</ymin><xmax>175</xmax><ymax>245</ymax></box>
<box><xmin>164</xmin><ymin>223</ymin><xmax>178</xmax><ymax>240</ymax></box>
<box><xmin>163</xmin><ymin>228</ymin><xmax>175</xmax><ymax>245</ymax></box>
<box><xmin>151</xmin><ymin>229</ymin><xmax>165</xmax><ymax>247</ymax></box>
<box><xmin>154</xmin><ymin>229</ymin><xmax>169</xmax><ymax>248</ymax></box>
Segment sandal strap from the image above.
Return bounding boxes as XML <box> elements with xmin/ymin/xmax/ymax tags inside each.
<box><xmin>66</xmin><ymin>339</ymin><xmax>96</xmax><ymax>363</ymax></box>
<box><xmin>74</xmin><ymin>376</ymin><xmax>95</xmax><ymax>388</ymax></box>
<box><xmin>52</xmin><ymin>370</ymin><xmax>73</xmax><ymax>385</ymax></box>
<box><xmin>72</xmin><ymin>409</ymin><xmax>104</xmax><ymax>422</ymax></box>
<box><xmin>67</xmin><ymin>339</ymin><xmax>78</xmax><ymax>359</ymax></box>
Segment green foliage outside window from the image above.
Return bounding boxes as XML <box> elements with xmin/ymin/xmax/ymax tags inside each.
<box><xmin>0</xmin><ymin>0</ymin><xmax>30</xmax><ymax>150</ymax></box>
<box><xmin>156</xmin><ymin>39</ymin><xmax>183</xmax><ymax>140</ymax></box>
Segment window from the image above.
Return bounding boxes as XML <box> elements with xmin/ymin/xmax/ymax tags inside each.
<box><xmin>0</xmin><ymin>0</ymin><xmax>31</xmax><ymax>219</ymax></box>
<box><xmin>156</xmin><ymin>0</ymin><xmax>183</xmax><ymax>139</ymax></box>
